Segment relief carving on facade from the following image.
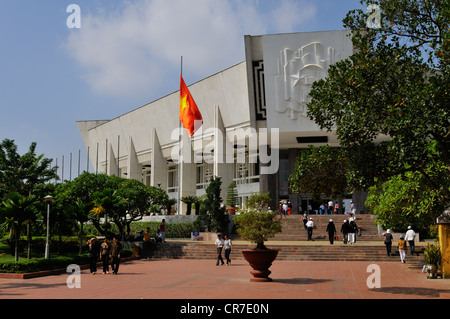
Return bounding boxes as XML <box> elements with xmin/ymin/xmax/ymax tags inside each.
<box><xmin>275</xmin><ymin>42</ymin><xmax>335</xmax><ymax>120</ymax></box>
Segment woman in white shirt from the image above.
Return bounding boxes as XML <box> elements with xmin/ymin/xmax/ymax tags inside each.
<box><xmin>215</xmin><ymin>234</ymin><xmax>225</xmax><ymax>266</ymax></box>
<box><xmin>224</xmin><ymin>235</ymin><xmax>232</xmax><ymax>265</ymax></box>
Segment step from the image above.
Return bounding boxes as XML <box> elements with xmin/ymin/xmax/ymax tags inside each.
<box><xmin>235</xmin><ymin>214</ymin><xmax>384</xmax><ymax>242</ymax></box>
<box><xmin>148</xmin><ymin>242</ymin><xmax>425</xmax><ymax>263</ymax></box>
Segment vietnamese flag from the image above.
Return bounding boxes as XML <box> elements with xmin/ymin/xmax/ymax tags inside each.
<box><xmin>180</xmin><ymin>75</ymin><xmax>203</xmax><ymax>136</ymax></box>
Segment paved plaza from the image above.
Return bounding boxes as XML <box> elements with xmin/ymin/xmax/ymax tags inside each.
<box><xmin>1</xmin><ymin>257</ymin><xmax>449</xmax><ymax>300</ymax></box>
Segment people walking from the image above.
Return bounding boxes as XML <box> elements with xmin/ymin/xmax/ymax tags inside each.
<box><xmin>85</xmin><ymin>237</ymin><xmax>100</xmax><ymax>275</ymax></box>
<box><xmin>326</xmin><ymin>219</ymin><xmax>336</xmax><ymax>245</ymax></box>
<box><xmin>348</xmin><ymin>218</ymin><xmax>358</xmax><ymax>245</ymax></box>
<box><xmin>215</xmin><ymin>234</ymin><xmax>225</xmax><ymax>266</ymax></box>
<box><xmin>100</xmin><ymin>238</ymin><xmax>111</xmax><ymax>274</ymax></box>
<box><xmin>278</xmin><ymin>204</ymin><xmax>284</xmax><ymax>220</ymax></box>
<box><xmin>398</xmin><ymin>235</ymin><xmax>407</xmax><ymax>263</ymax></box>
<box><xmin>341</xmin><ymin>220</ymin><xmax>350</xmax><ymax>244</ymax></box>
<box><xmin>384</xmin><ymin>229</ymin><xmax>393</xmax><ymax>257</ymax></box>
<box><xmin>405</xmin><ymin>226</ymin><xmax>417</xmax><ymax>256</ymax></box>
<box><xmin>282</xmin><ymin>202</ymin><xmax>288</xmax><ymax>217</ymax></box>
<box><xmin>328</xmin><ymin>200</ymin><xmax>334</xmax><ymax>215</ymax></box>
<box><xmin>302</xmin><ymin>212</ymin><xmax>308</xmax><ymax>229</ymax></box>
<box><xmin>306</xmin><ymin>217</ymin><xmax>314</xmax><ymax>241</ymax></box>
<box><xmin>110</xmin><ymin>236</ymin><xmax>122</xmax><ymax>275</ymax></box>
<box><xmin>224</xmin><ymin>235</ymin><xmax>232</xmax><ymax>265</ymax></box>
<box><xmin>350</xmin><ymin>201</ymin><xmax>357</xmax><ymax>217</ymax></box>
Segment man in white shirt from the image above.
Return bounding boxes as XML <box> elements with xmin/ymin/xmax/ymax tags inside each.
<box><xmin>215</xmin><ymin>234</ymin><xmax>225</xmax><ymax>266</ymax></box>
<box><xmin>306</xmin><ymin>218</ymin><xmax>314</xmax><ymax>241</ymax></box>
<box><xmin>282</xmin><ymin>203</ymin><xmax>288</xmax><ymax>218</ymax></box>
<box><xmin>405</xmin><ymin>226</ymin><xmax>417</xmax><ymax>256</ymax></box>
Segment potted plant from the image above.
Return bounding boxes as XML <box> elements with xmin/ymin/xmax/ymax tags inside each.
<box><xmin>424</xmin><ymin>244</ymin><xmax>441</xmax><ymax>279</ymax></box>
<box><xmin>225</xmin><ymin>182</ymin><xmax>239</xmax><ymax>215</ymax></box>
<box><xmin>233</xmin><ymin>192</ymin><xmax>282</xmax><ymax>282</ymax></box>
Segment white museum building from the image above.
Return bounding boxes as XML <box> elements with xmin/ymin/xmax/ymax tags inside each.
<box><xmin>77</xmin><ymin>30</ymin><xmax>358</xmax><ymax>215</ymax></box>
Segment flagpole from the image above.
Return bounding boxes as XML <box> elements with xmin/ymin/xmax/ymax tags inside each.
<box><xmin>177</xmin><ymin>56</ymin><xmax>183</xmax><ymax>216</ymax></box>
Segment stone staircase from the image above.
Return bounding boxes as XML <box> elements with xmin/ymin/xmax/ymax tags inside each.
<box><xmin>149</xmin><ymin>241</ymin><xmax>424</xmax><ymax>263</ymax></box>
<box><xmin>271</xmin><ymin>214</ymin><xmax>383</xmax><ymax>242</ymax></box>
<box><xmin>147</xmin><ymin>214</ymin><xmax>425</xmax><ymax>264</ymax></box>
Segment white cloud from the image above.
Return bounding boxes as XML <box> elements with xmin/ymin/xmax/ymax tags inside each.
<box><xmin>64</xmin><ymin>0</ymin><xmax>317</xmax><ymax>98</ymax></box>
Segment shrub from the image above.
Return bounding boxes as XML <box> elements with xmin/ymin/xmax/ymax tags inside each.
<box><xmin>0</xmin><ymin>250</ymin><xmax>133</xmax><ymax>274</ymax></box>
<box><xmin>234</xmin><ymin>210</ymin><xmax>282</xmax><ymax>250</ymax></box>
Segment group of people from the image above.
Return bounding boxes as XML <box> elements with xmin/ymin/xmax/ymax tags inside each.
<box><xmin>316</xmin><ymin>200</ymin><xmax>357</xmax><ymax>216</ymax></box>
<box><xmin>214</xmin><ymin>234</ymin><xmax>233</xmax><ymax>266</ymax></box>
<box><xmin>277</xmin><ymin>201</ymin><xmax>292</xmax><ymax>219</ymax></box>
<box><xmin>84</xmin><ymin>219</ymin><xmax>168</xmax><ymax>274</ymax></box>
<box><xmin>85</xmin><ymin>237</ymin><xmax>123</xmax><ymax>275</ymax></box>
<box><xmin>303</xmin><ymin>215</ymin><xmax>359</xmax><ymax>244</ymax></box>
<box><xmin>383</xmin><ymin>226</ymin><xmax>418</xmax><ymax>263</ymax></box>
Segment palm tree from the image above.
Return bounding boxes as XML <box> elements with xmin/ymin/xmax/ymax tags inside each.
<box><xmin>0</xmin><ymin>139</ymin><xmax>57</xmax><ymax>198</ymax></box>
<box><xmin>0</xmin><ymin>192</ymin><xmax>39</xmax><ymax>261</ymax></box>
<box><xmin>181</xmin><ymin>196</ymin><xmax>198</xmax><ymax>216</ymax></box>
<box><xmin>65</xmin><ymin>198</ymin><xmax>94</xmax><ymax>254</ymax></box>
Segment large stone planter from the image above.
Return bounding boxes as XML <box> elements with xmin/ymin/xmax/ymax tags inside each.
<box><xmin>241</xmin><ymin>249</ymin><xmax>279</xmax><ymax>282</ymax></box>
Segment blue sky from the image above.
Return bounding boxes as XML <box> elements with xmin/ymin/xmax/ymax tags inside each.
<box><xmin>0</xmin><ymin>0</ymin><xmax>365</xmax><ymax>180</ymax></box>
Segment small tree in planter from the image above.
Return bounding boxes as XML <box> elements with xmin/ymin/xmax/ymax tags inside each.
<box><xmin>233</xmin><ymin>192</ymin><xmax>282</xmax><ymax>282</ymax></box>
<box><xmin>424</xmin><ymin>244</ymin><xmax>441</xmax><ymax>279</ymax></box>
<box><xmin>225</xmin><ymin>182</ymin><xmax>239</xmax><ymax>215</ymax></box>
<box><xmin>234</xmin><ymin>210</ymin><xmax>281</xmax><ymax>250</ymax></box>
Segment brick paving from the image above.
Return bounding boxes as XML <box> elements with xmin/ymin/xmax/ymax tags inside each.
<box><xmin>1</xmin><ymin>256</ymin><xmax>449</xmax><ymax>300</ymax></box>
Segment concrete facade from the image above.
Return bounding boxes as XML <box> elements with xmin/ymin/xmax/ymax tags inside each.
<box><xmin>77</xmin><ymin>30</ymin><xmax>360</xmax><ymax>215</ymax></box>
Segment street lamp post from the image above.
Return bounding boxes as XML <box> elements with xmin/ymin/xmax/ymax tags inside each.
<box><xmin>44</xmin><ymin>195</ymin><xmax>53</xmax><ymax>259</ymax></box>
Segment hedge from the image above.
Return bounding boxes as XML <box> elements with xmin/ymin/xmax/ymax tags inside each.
<box><xmin>83</xmin><ymin>222</ymin><xmax>195</xmax><ymax>238</ymax></box>
<box><xmin>0</xmin><ymin>250</ymin><xmax>133</xmax><ymax>274</ymax></box>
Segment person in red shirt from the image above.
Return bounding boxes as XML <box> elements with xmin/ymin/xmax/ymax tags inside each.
<box><xmin>160</xmin><ymin>219</ymin><xmax>166</xmax><ymax>243</ymax></box>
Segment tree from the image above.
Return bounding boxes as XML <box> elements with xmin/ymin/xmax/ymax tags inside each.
<box><xmin>55</xmin><ymin>172</ymin><xmax>106</xmax><ymax>250</ymax></box>
<box><xmin>194</xmin><ymin>176</ymin><xmax>229</xmax><ymax>233</ymax></box>
<box><xmin>234</xmin><ymin>192</ymin><xmax>282</xmax><ymax>250</ymax></box>
<box><xmin>0</xmin><ymin>139</ymin><xmax>57</xmax><ymax>198</ymax></box>
<box><xmin>289</xmin><ymin>145</ymin><xmax>349</xmax><ymax>200</ymax></box>
<box><xmin>225</xmin><ymin>182</ymin><xmax>239</xmax><ymax>208</ymax></box>
<box><xmin>89</xmin><ymin>174</ymin><xmax>168</xmax><ymax>239</ymax></box>
<box><xmin>234</xmin><ymin>210</ymin><xmax>281</xmax><ymax>250</ymax></box>
<box><xmin>306</xmin><ymin>0</ymin><xmax>449</xmax><ymax>224</ymax></box>
<box><xmin>244</xmin><ymin>191</ymin><xmax>272</xmax><ymax>211</ymax></box>
<box><xmin>181</xmin><ymin>196</ymin><xmax>198</xmax><ymax>216</ymax></box>
<box><xmin>366</xmin><ymin>147</ymin><xmax>449</xmax><ymax>233</ymax></box>
<box><xmin>0</xmin><ymin>192</ymin><xmax>39</xmax><ymax>261</ymax></box>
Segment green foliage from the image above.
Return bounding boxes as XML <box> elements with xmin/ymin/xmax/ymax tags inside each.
<box><xmin>181</xmin><ymin>196</ymin><xmax>199</xmax><ymax>216</ymax></box>
<box><xmin>225</xmin><ymin>182</ymin><xmax>239</xmax><ymax>208</ymax></box>
<box><xmin>289</xmin><ymin>145</ymin><xmax>349</xmax><ymax>200</ymax></box>
<box><xmin>193</xmin><ymin>176</ymin><xmax>229</xmax><ymax>233</ymax></box>
<box><xmin>366</xmin><ymin>163</ymin><xmax>448</xmax><ymax>232</ymax></box>
<box><xmin>0</xmin><ymin>192</ymin><xmax>40</xmax><ymax>261</ymax></box>
<box><xmin>0</xmin><ymin>139</ymin><xmax>57</xmax><ymax>199</ymax></box>
<box><xmin>424</xmin><ymin>244</ymin><xmax>441</xmax><ymax>266</ymax></box>
<box><xmin>244</xmin><ymin>191</ymin><xmax>272</xmax><ymax>211</ymax></box>
<box><xmin>128</xmin><ymin>222</ymin><xmax>195</xmax><ymax>239</ymax></box>
<box><xmin>0</xmin><ymin>250</ymin><xmax>132</xmax><ymax>274</ymax></box>
<box><xmin>234</xmin><ymin>192</ymin><xmax>282</xmax><ymax>249</ymax></box>
<box><xmin>234</xmin><ymin>210</ymin><xmax>282</xmax><ymax>250</ymax></box>
<box><xmin>56</xmin><ymin>172</ymin><xmax>170</xmax><ymax>240</ymax></box>
<box><xmin>306</xmin><ymin>0</ymin><xmax>450</xmax><ymax>228</ymax></box>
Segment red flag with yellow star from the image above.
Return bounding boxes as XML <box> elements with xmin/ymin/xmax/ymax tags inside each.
<box><xmin>180</xmin><ymin>75</ymin><xmax>203</xmax><ymax>136</ymax></box>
